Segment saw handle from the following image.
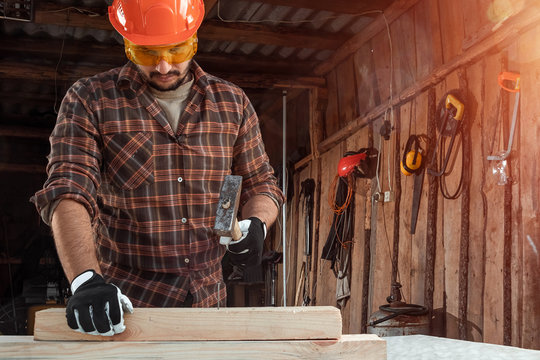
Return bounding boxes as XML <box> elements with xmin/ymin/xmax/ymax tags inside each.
<box><xmin>498</xmin><ymin>71</ymin><xmax>520</xmax><ymax>93</ymax></box>
<box><xmin>445</xmin><ymin>94</ymin><xmax>464</xmax><ymax>121</ymax></box>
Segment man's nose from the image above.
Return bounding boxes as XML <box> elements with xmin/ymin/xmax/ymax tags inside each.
<box><xmin>155</xmin><ymin>59</ymin><xmax>172</xmax><ymax>74</ymax></box>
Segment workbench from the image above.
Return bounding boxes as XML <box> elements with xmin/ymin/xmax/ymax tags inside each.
<box><xmin>3</xmin><ymin>334</ymin><xmax>538</xmax><ymax>359</ymax></box>
<box><xmin>0</xmin><ymin>334</ymin><xmax>383</xmax><ymax>359</ymax></box>
<box><xmin>0</xmin><ymin>306</ymin><xmax>387</xmax><ymax>359</ymax></box>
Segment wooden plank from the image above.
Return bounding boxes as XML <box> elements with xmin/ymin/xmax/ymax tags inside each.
<box><xmin>315</xmin><ymin>145</ymin><xmax>343</xmax><ymax>307</ymax></box>
<box><xmin>345</xmin><ymin>128</ymin><xmax>371</xmax><ymax>334</ymax></box>
<box><xmin>506</xmin><ymin>41</ymin><xmax>522</xmax><ymax>349</ymax></box>
<box><xmin>314</xmin><ymin>0</ymin><xmax>422</xmax><ymax>75</ymax></box>
<box><xmin>439</xmin><ymin>72</ymin><xmax>462</xmax><ymax>340</ymax></box>
<box><xmin>414</xmin><ymin>0</ymin><xmax>443</xmax><ymax>80</ymax></box>
<box><xmin>437</xmin><ymin>0</ymin><xmax>464</xmax><ymax>63</ymax></box>
<box><xmin>0</xmin><ymin>37</ymin><xmax>317</xmax><ymax>76</ymax></box>
<box><xmin>391</xmin><ymin>7</ymin><xmax>417</xmax><ymax>94</ymax></box>
<box><xmin>481</xmin><ymin>52</ymin><xmax>506</xmax><ymax>346</ymax></box>
<box><xmin>461</xmin><ymin>0</ymin><xmax>491</xmax><ymax>47</ymax></box>
<box><xmin>517</xmin><ymin>24</ymin><xmax>540</xmax><ymax>350</ymax></box>
<box><xmin>465</xmin><ymin>57</ymin><xmax>487</xmax><ymax>343</ymax></box>
<box><xmin>370</xmin><ymin>132</ymin><xmax>396</xmax><ymax>313</ymax></box>
<box><xmin>244</xmin><ymin>0</ymin><xmax>394</xmax><ymax>15</ymax></box>
<box><xmin>317</xmin><ymin>1</ymin><xmax>540</xmax><ymax>154</ymax></box>
<box><xmin>33</xmin><ymin>3</ymin><xmax>344</xmax><ymax>50</ymax></box>
<box><xmin>200</xmin><ymin>20</ymin><xmax>345</xmax><ymax>50</ymax></box>
<box><xmin>34</xmin><ymin>307</ymin><xmax>342</xmax><ymax>342</ymax></box>
<box><xmin>324</xmin><ymin>71</ymin><xmax>341</xmax><ymax>137</ymax></box>
<box><xmin>0</xmin><ymin>334</ymin><xmax>387</xmax><ymax>360</ymax></box>
<box><xmin>410</xmin><ymin>92</ymin><xmax>428</xmax><ymax>306</ymax></box>
<box><xmin>353</xmin><ymin>43</ymin><xmax>378</xmax><ymax>115</ymax></box>
<box><xmin>371</xmin><ymin>31</ymin><xmax>392</xmax><ymax>106</ymax></box>
<box><xmin>336</xmin><ymin>57</ymin><xmax>358</xmax><ymax>126</ymax></box>
<box><xmin>0</xmin><ymin>61</ymin><xmax>324</xmax><ymax>90</ymax></box>
<box><xmin>398</xmin><ymin>101</ymin><xmax>414</xmax><ymax>302</ymax></box>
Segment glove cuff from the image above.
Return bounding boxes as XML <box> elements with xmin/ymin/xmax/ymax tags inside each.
<box><xmin>71</xmin><ymin>269</ymin><xmax>103</xmax><ymax>294</ymax></box>
<box><xmin>248</xmin><ymin>217</ymin><xmax>267</xmax><ymax>239</ymax></box>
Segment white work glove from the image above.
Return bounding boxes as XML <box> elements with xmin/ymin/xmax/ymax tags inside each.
<box><xmin>66</xmin><ymin>270</ymin><xmax>133</xmax><ymax>336</ymax></box>
<box><xmin>220</xmin><ymin>217</ymin><xmax>267</xmax><ymax>267</ymax></box>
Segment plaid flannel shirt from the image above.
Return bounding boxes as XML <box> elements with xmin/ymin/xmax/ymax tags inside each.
<box><xmin>31</xmin><ymin>61</ymin><xmax>284</xmax><ymax>307</ymax></box>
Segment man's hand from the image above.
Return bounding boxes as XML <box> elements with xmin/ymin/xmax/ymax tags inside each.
<box><xmin>221</xmin><ymin>217</ymin><xmax>266</xmax><ymax>267</ymax></box>
<box><xmin>66</xmin><ymin>270</ymin><xmax>133</xmax><ymax>336</ymax></box>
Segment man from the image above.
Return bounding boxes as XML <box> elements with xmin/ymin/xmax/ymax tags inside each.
<box><xmin>31</xmin><ymin>0</ymin><xmax>284</xmax><ymax>337</ymax></box>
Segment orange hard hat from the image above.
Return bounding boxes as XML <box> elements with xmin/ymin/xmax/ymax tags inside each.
<box><xmin>108</xmin><ymin>0</ymin><xmax>205</xmax><ymax>46</ymax></box>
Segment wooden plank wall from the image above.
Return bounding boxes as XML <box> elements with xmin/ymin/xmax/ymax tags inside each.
<box><xmin>283</xmin><ymin>0</ymin><xmax>540</xmax><ymax>350</ymax></box>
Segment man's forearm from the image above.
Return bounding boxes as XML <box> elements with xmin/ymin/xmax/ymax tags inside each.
<box><xmin>241</xmin><ymin>194</ymin><xmax>279</xmax><ymax>227</ymax></box>
<box><xmin>51</xmin><ymin>199</ymin><xmax>101</xmax><ymax>282</ymax></box>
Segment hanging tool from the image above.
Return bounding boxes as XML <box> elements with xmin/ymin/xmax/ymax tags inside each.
<box><xmin>337</xmin><ymin>148</ymin><xmax>379</xmax><ymax>178</ymax></box>
<box><xmin>262</xmin><ymin>251</ymin><xmax>283</xmax><ymax>307</ymax></box>
<box><xmin>487</xmin><ymin>71</ymin><xmax>521</xmax><ymax>161</ymax></box>
<box><xmin>401</xmin><ymin>135</ymin><xmax>426</xmax><ymax>234</ymax></box>
<box><xmin>427</xmin><ymin>92</ymin><xmax>465</xmax><ymax>177</ymax></box>
<box><xmin>300</xmin><ymin>178</ymin><xmax>315</xmax><ymax>306</ymax></box>
<box><xmin>401</xmin><ymin>135</ymin><xmax>423</xmax><ymax>176</ymax></box>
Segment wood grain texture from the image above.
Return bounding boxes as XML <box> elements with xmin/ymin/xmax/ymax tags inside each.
<box><xmin>1</xmin><ymin>334</ymin><xmax>387</xmax><ymax>360</ymax></box>
<box><xmin>481</xmin><ymin>52</ymin><xmax>506</xmax><ymax>346</ymax></box>
<box><xmin>314</xmin><ymin>0</ymin><xmax>422</xmax><ymax>75</ymax></box>
<box><xmin>517</xmin><ymin>24</ymin><xmax>540</xmax><ymax>350</ymax></box>
<box><xmin>345</xmin><ymin>129</ymin><xmax>371</xmax><ymax>334</ymax></box>
<box><xmin>315</xmin><ymin>146</ymin><xmax>343</xmax><ymax>307</ymax></box>
<box><xmin>465</xmin><ymin>58</ymin><xmax>487</xmax><ymax>343</ymax></box>
<box><xmin>34</xmin><ymin>307</ymin><xmax>342</xmax><ymax>342</ymax></box>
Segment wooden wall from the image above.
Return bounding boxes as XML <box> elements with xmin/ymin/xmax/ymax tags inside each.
<box><xmin>279</xmin><ymin>0</ymin><xmax>540</xmax><ymax>350</ymax></box>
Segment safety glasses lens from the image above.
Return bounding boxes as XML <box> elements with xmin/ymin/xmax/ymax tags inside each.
<box><xmin>124</xmin><ymin>36</ymin><xmax>197</xmax><ymax>66</ymax></box>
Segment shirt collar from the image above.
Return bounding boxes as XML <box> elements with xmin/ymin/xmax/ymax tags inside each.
<box><xmin>116</xmin><ymin>60</ymin><xmax>211</xmax><ymax>95</ymax></box>
<box><xmin>117</xmin><ymin>61</ymin><xmax>146</xmax><ymax>94</ymax></box>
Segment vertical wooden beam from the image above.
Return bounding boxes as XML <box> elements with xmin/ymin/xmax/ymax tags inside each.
<box><xmin>391</xmin><ymin>109</ymin><xmax>402</xmax><ymax>291</ymax></box>
<box><xmin>498</xmin><ymin>53</ymin><xmax>513</xmax><ymax>346</ymax></box>
<box><xmin>457</xmin><ymin>68</ymin><xmax>471</xmax><ymax>341</ymax></box>
<box><xmin>516</xmin><ymin>25</ymin><xmax>540</xmax><ymax>349</ymax></box>
<box><xmin>424</xmin><ymin>87</ymin><xmax>438</xmax><ymax>332</ymax></box>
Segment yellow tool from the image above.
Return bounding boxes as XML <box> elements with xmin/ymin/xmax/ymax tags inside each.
<box><xmin>428</xmin><ymin>91</ymin><xmax>465</xmax><ymax>177</ymax></box>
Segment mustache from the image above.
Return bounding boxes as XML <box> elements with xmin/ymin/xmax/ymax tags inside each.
<box><xmin>149</xmin><ymin>70</ymin><xmax>181</xmax><ymax>78</ymax></box>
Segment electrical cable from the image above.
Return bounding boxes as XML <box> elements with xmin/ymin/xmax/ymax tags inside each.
<box><xmin>438</xmin><ymin>132</ymin><xmax>465</xmax><ymax>199</ymax></box>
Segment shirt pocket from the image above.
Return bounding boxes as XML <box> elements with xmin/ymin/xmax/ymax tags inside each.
<box><xmin>103</xmin><ymin>132</ymin><xmax>155</xmax><ymax>190</ymax></box>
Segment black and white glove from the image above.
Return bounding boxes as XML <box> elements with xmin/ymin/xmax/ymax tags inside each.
<box><xmin>220</xmin><ymin>217</ymin><xmax>266</xmax><ymax>267</ymax></box>
<box><xmin>66</xmin><ymin>270</ymin><xmax>133</xmax><ymax>336</ymax></box>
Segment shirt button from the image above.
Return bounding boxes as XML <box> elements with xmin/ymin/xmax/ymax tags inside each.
<box><xmin>181</xmin><ymin>218</ymin><xmax>187</xmax><ymax>223</ymax></box>
<box><xmin>177</xmin><ymin>177</ymin><xmax>183</xmax><ymax>183</ymax></box>
<box><xmin>184</xmin><ymin>258</ymin><xmax>190</xmax><ymax>264</ymax></box>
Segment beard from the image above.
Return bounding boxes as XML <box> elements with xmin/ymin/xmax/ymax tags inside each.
<box><xmin>147</xmin><ymin>70</ymin><xmax>185</xmax><ymax>91</ymax></box>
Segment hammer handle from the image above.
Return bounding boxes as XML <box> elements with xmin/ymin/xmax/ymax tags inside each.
<box><xmin>232</xmin><ymin>219</ymin><xmax>243</xmax><ymax>241</ymax></box>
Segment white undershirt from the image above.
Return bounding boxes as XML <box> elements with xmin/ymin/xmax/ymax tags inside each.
<box><xmin>149</xmin><ymin>73</ymin><xmax>194</xmax><ymax>133</ymax></box>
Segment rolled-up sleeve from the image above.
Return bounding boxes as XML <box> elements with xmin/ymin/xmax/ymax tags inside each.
<box><xmin>30</xmin><ymin>80</ymin><xmax>102</xmax><ymax>224</ymax></box>
<box><xmin>233</xmin><ymin>92</ymin><xmax>285</xmax><ymax>209</ymax></box>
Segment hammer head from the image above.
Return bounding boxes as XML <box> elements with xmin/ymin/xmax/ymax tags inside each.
<box><xmin>214</xmin><ymin>175</ymin><xmax>242</xmax><ymax>238</ymax></box>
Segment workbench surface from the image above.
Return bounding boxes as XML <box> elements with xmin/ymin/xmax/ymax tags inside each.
<box><xmin>385</xmin><ymin>335</ymin><xmax>540</xmax><ymax>360</ymax></box>
<box><xmin>0</xmin><ymin>334</ymin><xmax>385</xmax><ymax>359</ymax></box>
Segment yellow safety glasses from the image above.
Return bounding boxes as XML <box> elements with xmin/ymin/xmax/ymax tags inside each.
<box><xmin>124</xmin><ymin>33</ymin><xmax>198</xmax><ymax>66</ymax></box>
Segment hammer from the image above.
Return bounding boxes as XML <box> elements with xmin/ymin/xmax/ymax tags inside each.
<box><xmin>214</xmin><ymin>175</ymin><xmax>243</xmax><ymax>244</ymax></box>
